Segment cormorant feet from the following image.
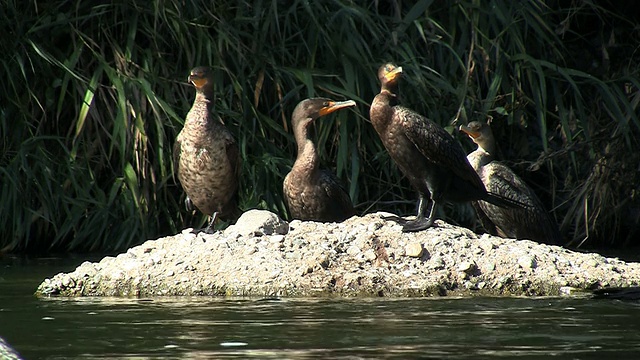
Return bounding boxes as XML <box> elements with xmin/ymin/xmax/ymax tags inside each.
<box><xmin>200</xmin><ymin>212</ymin><xmax>220</xmax><ymax>234</ymax></box>
<box><xmin>201</xmin><ymin>225</ymin><xmax>217</xmax><ymax>235</ymax></box>
<box><xmin>381</xmin><ymin>214</ymin><xmax>407</xmax><ymax>224</ymax></box>
<box><xmin>402</xmin><ymin>217</ymin><xmax>435</xmax><ymax>232</ymax></box>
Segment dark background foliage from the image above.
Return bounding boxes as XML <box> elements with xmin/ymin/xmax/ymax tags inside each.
<box><xmin>1</xmin><ymin>0</ymin><xmax>639</xmax><ymax>253</ymax></box>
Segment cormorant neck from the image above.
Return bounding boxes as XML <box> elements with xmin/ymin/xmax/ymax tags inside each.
<box><xmin>469</xmin><ymin>146</ymin><xmax>494</xmax><ymax>169</ymax></box>
<box><xmin>480</xmin><ymin>140</ymin><xmax>496</xmax><ymax>156</ymax></box>
<box><xmin>370</xmin><ymin>90</ymin><xmax>398</xmax><ymax>132</ymax></box>
<box><xmin>198</xmin><ymin>85</ymin><xmax>215</xmax><ymax>101</ymax></box>
<box><xmin>292</xmin><ymin>122</ymin><xmax>319</xmax><ymax>177</ymax></box>
<box><xmin>194</xmin><ymin>91</ymin><xmax>215</xmax><ymax>110</ymax></box>
<box><xmin>381</xmin><ymin>81</ymin><xmax>400</xmax><ymax>100</ymax></box>
<box><xmin>185</xmin><ymin>92</ymin><xmax>215</xmax><ymax>130</ymax></box>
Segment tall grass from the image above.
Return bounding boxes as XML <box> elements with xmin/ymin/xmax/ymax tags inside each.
<box><xmin>1</xmin><ymin>0</ymin><xmax>638</xmax><ymax>252</ymax></box>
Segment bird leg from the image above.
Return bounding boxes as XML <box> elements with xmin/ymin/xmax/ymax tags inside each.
<box><xmin>202</xmin><ymin>212</ymin><xmax>219</xmax><ymax>234</ymax></box>
<box><xmin>402</xmin><ymin>195</ymin><xmax>436</xmax><ymax>232</ymax></box>
<box><xmin>185</xmin><ymin>196</ymin><xmax>195</xmax><ymax>212</ymax></box>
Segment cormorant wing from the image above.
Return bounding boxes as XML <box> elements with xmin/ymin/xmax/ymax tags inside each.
<box><xmin>481</xmin><ymin>163</ymin><xmax>539</xmax><ymax>208</ymax></box>
<box><xmin>221</xmin><ymin>128</ymin><xmax>241</xmax><ymax>221</ymax></box>
<box><xmin>173</xmin><ymin>136</ymin><xmax>182</xmax><ymax>177</ymax></box>
<box><xmin>472</xmin><ymin>201</ymin><xmax>499</xmax><ymax>236</ymax></box>
<box><xmin>224</xmin><ymin>134</ymin><xmax>241</xmax><ymax>183</ymax></box>
<box><xmin>399</xmin><ymin>106</ymin><xmax>485</xmax><ymax>189</ymax></box>
<box><xmin>319</xmin><ymin>169</ymin><xmax>355</xmax><ymax>219</ymax></box>
<box><xmin>480</xmin><ymin>162</ymin><xmax>561</xmax><ymax>243</ymax></box>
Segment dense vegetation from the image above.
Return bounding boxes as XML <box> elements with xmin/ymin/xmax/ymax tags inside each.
<box><xmin>2</xmin><ymin>0</ymin><xmax>638</xmax><ymax>253</ymax></box>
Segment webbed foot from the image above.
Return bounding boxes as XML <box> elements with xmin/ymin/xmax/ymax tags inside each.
<box><xmin>201</xmin><ymin>225</ymin><xmax>216</xmax><ymax>234</ymax></box>
<box><xmin>402</xmin><ymin>217</ymin><xmax>435</xmax><ymax>232</ymax></box>
<box><xmin>381</xmin><ymin>214</ymin><xmax>407</xmax><ymax>224</ymax></box>
<box><xmin>200</xmin><ymin>212</ymin><xmax>219</xmax><ymax>234</ymax></box>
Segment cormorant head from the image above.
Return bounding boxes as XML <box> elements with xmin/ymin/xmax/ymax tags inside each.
<box><xmin>291</xmin><ymin>98</ymin><xmax>356</xmax><ymax>133</ymax></box>
<box><xmin>459</xmin><ymin>121</ymin><xmax>495</xmax><ymax>152</ymax></box>
<box><xmin>188</xmin><ymin>66</ymin><xmax>214</xmax><ymax>92</ymax></box>
<box><xmin>378</xmin><ymin>63</ymin><xmax>403</xmax><ymax>88</ymax></box>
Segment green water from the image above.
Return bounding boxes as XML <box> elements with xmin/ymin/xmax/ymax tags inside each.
<box><xmin>2</xmin><ymin>257</ymin><xmax>640</xmax><ymax>359</ymax></box>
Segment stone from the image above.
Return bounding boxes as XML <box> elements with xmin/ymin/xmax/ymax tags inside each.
<box><xmin>457</xmin><ymin>261</ymin><xmax>477</xmax><ymax>275</ymax></box>
<box><xmin>518</xmin><ymin>255</ymin><xmax>538</xmax><ymax>270</ymax></box>
<box><xmin>405</xmin><ymin>242</ymin><xmax>424</xmax><ymax>258</ymax></box>
<box><xmin>364</xmin><ymin>249</ymin><xmax>377</xmax><ymax>261</ymax></box>
<box><xmin>225</xmin><ymin>209</ymin><xmax>289</xmax><ymax>237</ymax></box>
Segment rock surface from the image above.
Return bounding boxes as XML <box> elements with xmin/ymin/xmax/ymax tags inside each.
<box><xmin>36</xmin><ymin>210</ymin><xmax>640</xmax><ymax>298</ymax></box>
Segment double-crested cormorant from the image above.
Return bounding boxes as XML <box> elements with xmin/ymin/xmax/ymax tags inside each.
<box><xmin>174</xmin><ymin>66</ymin><xmax>240</xmax><ymax>232</ymax></box>
<box><xmin>283</xmin><ymin>98</ymin><xmax>356</xmax><ymax>222</ymax></box>
<box><xmin>592</xmin><ymin>286</ymin><xmax>640</xmax><ymax>300</ymax></box>
<box><xmin>459</xmin><ymin>121</ymin><xmax>561</xmax><ymax>244</ymax></box>
<box><xmin>369</xmin><ymin>63</ymin><xmax>522</xmax><ymax>232</ymax></box>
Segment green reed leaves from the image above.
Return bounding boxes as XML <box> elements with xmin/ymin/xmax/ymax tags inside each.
<box><xmin>1</xmin><ymin>0</ymin><xmax>638</xmax><ymax>252</ymax></box>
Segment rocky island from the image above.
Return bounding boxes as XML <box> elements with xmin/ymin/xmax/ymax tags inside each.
<box><xmin>36</xmin><ymin>210</ymin><xmax>640</xmax><ymax>298</ymax></box>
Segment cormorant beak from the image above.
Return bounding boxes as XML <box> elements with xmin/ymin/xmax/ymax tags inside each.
<box><xmin>318</xmin><ymin>100</ymin><xmax>357</xmax><ymax>117</ymax></box>
<box><xmin>188</xmin><ymin>75</ymin><xmax>208</xmax><ymax>89</ymax></box>
<box><xmin>459</xmin><ymin>124</ymin><xmax>480</xmax><ymax>139</ymax></box>
<box><xmin>384</xmin><ymin>66</ymin><xmax>403</xmax><ymax>81</ymax></box>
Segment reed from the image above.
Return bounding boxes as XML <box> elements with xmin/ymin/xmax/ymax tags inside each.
<box><xmin>1</xmin><ymin>0</ymin><xmax>638</xmax><ymax>252</ymax></box>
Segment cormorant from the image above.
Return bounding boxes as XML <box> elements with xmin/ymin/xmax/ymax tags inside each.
<box><xmin>283</xmin><ymin>98</ymin><xmax>356</xmax><ymax>222</ymax></box>
<box><xmin>369</xmin><ymin>63</ymin><xmax>522</xmax><ymax>232</ymax></box>
<box><xmin>174</xmin><ymin>66</ymin><xmax>240</xmax><ymax>233</ymax></box>
<box><xmin>459</xmin><ymin>121</ymin><xmax>561</xmax><ymax>244</ymax></box>
<box><xmin>592</xmin><ymin>286</ymin><xmax>640</xmax><ymax>300</ymax></box>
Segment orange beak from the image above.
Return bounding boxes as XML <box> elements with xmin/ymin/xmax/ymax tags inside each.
<box><xmin>318</xmin><ymin>100</ymin><xmax>357</xmax><ymax>117</ymax></box>
<box><xmin>459</xmin><ymin>124</ymin><xmax>481</xmax><ymax>139</ymax></box>
<box><xmin>189</xmin><ymin>76</ymin><xmax>208</xmax><ymax>89</ymax></box>
<box><xmin>384</xmin><ymin>66</ymin><xmax>403</xmax><ymax>82</ymax></box>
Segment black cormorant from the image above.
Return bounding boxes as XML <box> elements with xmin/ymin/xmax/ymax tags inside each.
<box><xmin>369</xmin><ymin>63</ymin><xmax>522</xmax><ymax>232</ymax></box>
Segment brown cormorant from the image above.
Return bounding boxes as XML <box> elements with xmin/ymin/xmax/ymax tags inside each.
<box><xmin>369</xmin><ymin>63</ymin><xmax>523</xmax><ymax>232</ymax></box>
<box><xmin>283</xmin><ymin>98</ymin><xmax>356</xmax><ymax>222</ymax></box>
<box><xmin>174</xmin><ymin>66</ymin><xmax>240</xmax><ymax>232</ymax></box>
<box><xmin>459</xmin><ymin>121</ymin><xmax>561</xmax><ymax>244</ymax></box>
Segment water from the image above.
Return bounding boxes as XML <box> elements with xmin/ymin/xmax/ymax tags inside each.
<box><xmin>2</xmin><ymin>257</ymin><xmax>640</xmax><ymax>359</ymax></box>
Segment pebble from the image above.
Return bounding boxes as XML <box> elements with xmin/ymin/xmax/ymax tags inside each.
<box><xmin>269</xmin><ymin>235</ymin><xmax>286</xmax><ymax>244</ymax></box>
<box><xmin>364</xmin><ymin>249</ymin><xmax>377</xmax><ymax>261</ymax></box>
<box><xmin>429</xmin><ymin>256</ymin><xmax>445</xmax><ymax>269</ymax></box>
<box><xmin>346</xmin><ymin>245</ymin><xmax>360</xmax><ymax>256</ymax></box>
<box><xmin>457</xmin><ymin>261</ymin><xmax>477</xmax><ymax>275</ymax></box>
<box><xmin>226</xmin><ymin>209</ymin><xmax>290</xmax><ymax>237</ymax></box>
<box><xmin>482</xmin><ymin>261</ymin><xmax>496</xmax><ymax>272</ymax></box>
<box><xmin>405</xmin><ymin>242</ymin><xmax>424</xmax><ymax>258</ymax></box>
<box><xmin>61</xmin><ymin>275</ymin><xmax>75</xmax><ymax>288</ymax></box>
<box><xmin>368</xmin><ymin>222</ymin><xmax>383</xmax><ymax>231</ymax></box>
<box><xmin>318</xmin><ymin>255</ymin><xmax>331</xmax><ymax>269</ymax></box>
<box><xmin>518</xmin><ymin>255</ymin><xmax>537</xmax><ymax>270</ymax></box>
